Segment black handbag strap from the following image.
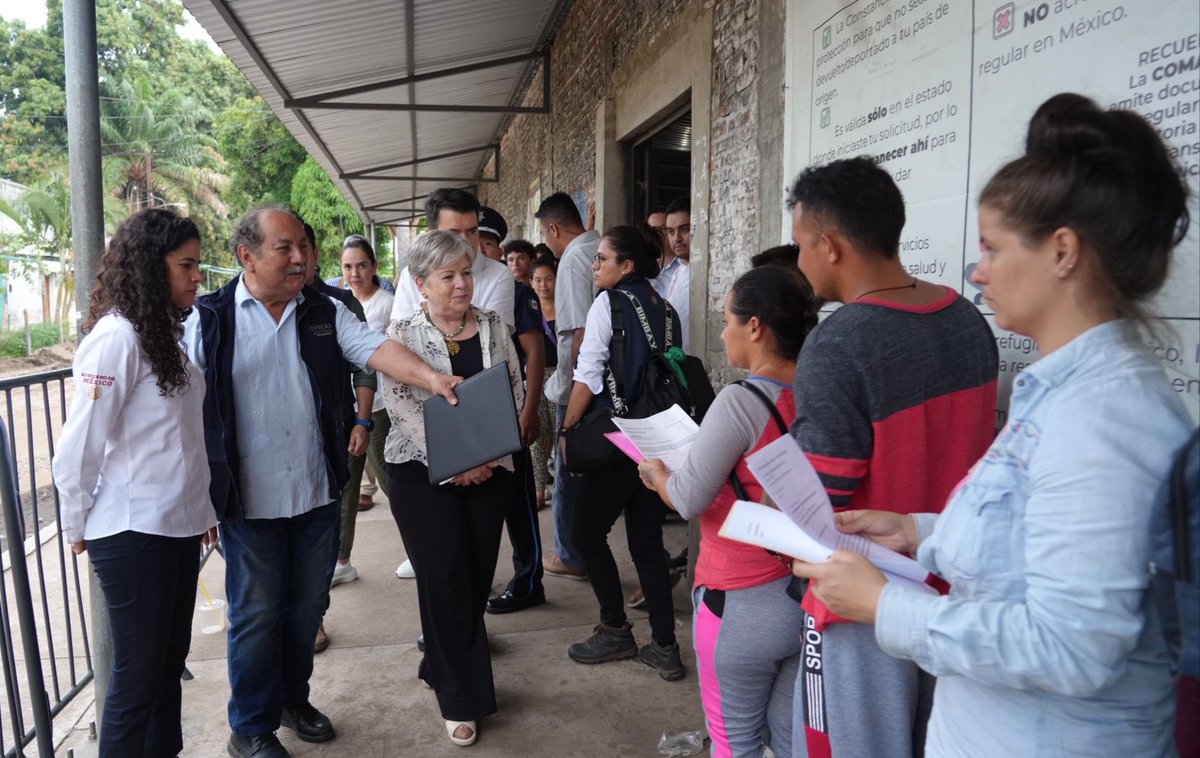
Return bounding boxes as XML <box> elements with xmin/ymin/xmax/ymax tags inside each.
<box><xmin>1170</xmin><ymin>429</ymin><xmax>1198</xmax><ymax>581</ymax></box>
<box><xmin>728</xmin><ymin>380</ymin><xmax>790</xmax><ymax>501</ymax></box>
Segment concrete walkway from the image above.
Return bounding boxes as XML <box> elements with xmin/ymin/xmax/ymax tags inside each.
<box><xmin>58</xmin><ymin>496</ymin><xmax>706</xmax><ymax>757</ymax></box>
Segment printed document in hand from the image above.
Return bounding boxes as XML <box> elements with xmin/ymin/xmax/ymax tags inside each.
<box><xmin>719</xmin><ymin>435</ymin><xmax>935</xmax><ymax>594</ymax></box>
<box><xmin>609</xmin><ymin>405</ymin><xmax>699</xmax><ymax>473</ymax></box>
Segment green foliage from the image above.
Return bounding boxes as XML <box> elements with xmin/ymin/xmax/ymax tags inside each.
<box><xmin>290</xmin><ymin>156</ymin><xmax>367</xmax><ymax>277</ymax></box>
<box><xmin>0</xmin><ymin>15</ymin><xmax>67</xmax><ymax>182</ymax></box>
<box><xmin>0</xmin><ymin>0</ymin><xmax>391</xmax><ymax>296</ymax></box>
<box><xmin>100</xmin><ymin>75</ymin><xmax>229</xmax><ymax>213</ymax></box>
<box><xmin>215</xmin><ymin>96</ymin><xmax>307</xmax><ymax>208</ymax></box>
<box><xmin>0</xmin><ymin>322</ymin><xmax>63</xmax><ymax>357</ymax></box>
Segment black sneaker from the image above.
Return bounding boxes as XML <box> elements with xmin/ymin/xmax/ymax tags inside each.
<box><xmin>567</xmin><ymin>623</ymin><xmax>637</xmax><ymax>664</ymax></box>
<box><xmin>639</xmin><ymin>641</ymin><xmax>685</xmax><ymax>681</ymax></box>
<box><xmin>279</xmin><ymin>701</ymin><xmax>335</xmax><ymax>743</ymax></box>
<box><xmin>228</xmin><ymin>732</ymin><xmax>291</xmax><ymax>757</ymax></box>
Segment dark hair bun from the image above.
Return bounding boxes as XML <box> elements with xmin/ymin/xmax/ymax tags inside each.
<box><xmin>602</xmin><ymin>224</ymin><xmax>663</xmax><ymax>279</ymax></box>
<box><xmin>982</xmin><ymin>92</ymin><xmax>1190</xmax><ymax>317</ymax></box>
<box><xmin>1024</xmin><ymin>93</ymin><xmax>1107</xmax><ymax>155</ymax></box>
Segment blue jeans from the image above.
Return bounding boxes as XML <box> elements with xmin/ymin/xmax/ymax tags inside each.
<box><xmin>87</xmin><ymin>530</ymin><xmax>201</xmax><ymax>758</ymax></box>
<box><xmin>220</xmin><ymin>502</ymin><xmax>338</xmax><ymax>736</ymax></box>
<box><xmin>552</xmin><ymin>404</ymin><xmax>585</xmax><ymax>570</ymax></box>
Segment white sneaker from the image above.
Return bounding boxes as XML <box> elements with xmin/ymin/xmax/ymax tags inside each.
<box><xmin>331</xmin><ymin>561</ymin><xmax>359</xmax><ymax>586</ymax></box>
<box><xmin>395</xmin><ymin>559</ymin><xmax>416</xmax><ymax>579</ymax></box>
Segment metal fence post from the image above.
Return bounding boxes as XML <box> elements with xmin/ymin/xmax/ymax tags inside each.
<box><xmin>0</xmin><ymin>419</ymin><xmax>54</xmax><ymax>757</ymax></box>
<box><xmin>62</xmin><ymin>0</ymin><xmax>110</xmax><ymax>732</ymax></box>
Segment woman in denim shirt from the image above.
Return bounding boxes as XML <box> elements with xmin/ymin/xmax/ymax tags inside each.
<box><xmin>793</xmin><ymin>93</ymin><xmax>1192</xmax><ymax>756</ymax></box>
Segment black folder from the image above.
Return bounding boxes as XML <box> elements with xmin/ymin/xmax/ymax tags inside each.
<box><xmin>422</xmin><ymin>362</ymin><xmax>522</xmax><ymax>484</ymax></box>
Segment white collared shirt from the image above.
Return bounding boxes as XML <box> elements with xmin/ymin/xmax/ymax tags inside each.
<box><xmin>358</xmin><ymin>287</ymin><xmax>395</xmax><ymax>413</ymax></box>
<box><xmin>390</xmin><ymin>252</ymin><xmax>516</xmax><ymax>334</ymax></box>
<box><xmin>53</xmin><ymin>313</ymin><xmax>216</xmax><ymax>543</ymax></box>
<box><xmin>665</xmin><ymin>261</ymin><xmax>691</xmax><ymax>352</ymax></box>
<box><xmin>651</xmin><ymin>255</ymin><xmax>684</xmax><ymax>297</ymax></box>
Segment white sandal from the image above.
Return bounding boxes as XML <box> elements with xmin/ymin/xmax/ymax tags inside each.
<box><xmin>445</xmin><ymin>720</ymin><xmax>477</xmax><ymax>746</ymax></box>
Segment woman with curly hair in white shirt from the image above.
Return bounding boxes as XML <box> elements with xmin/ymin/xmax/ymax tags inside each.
<box><xmin>53</xmin><ymin>207</ymin><xmax>217</xmax><ymax>757</ymax></box>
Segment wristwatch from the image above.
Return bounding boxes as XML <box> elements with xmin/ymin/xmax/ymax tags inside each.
<box><xmin>355</xmin><ymin>418</ymin><xmax>375</xmax><ymax>432</ymax></box>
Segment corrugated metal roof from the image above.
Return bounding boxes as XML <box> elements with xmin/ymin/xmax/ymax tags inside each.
<box><xmin>182</xmin><ymin>0</ymin><xmax>570</xmax><ymax>225</ymax></box>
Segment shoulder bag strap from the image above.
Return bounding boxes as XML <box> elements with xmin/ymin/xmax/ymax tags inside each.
<box><xmin>605</xmin><ymin>294</ymin><xmax>629</xmax><ymax>416</ymax></box>
<box><xmin>1170</xmin><ymin>429</ymin><xmax>1198</xmax><ymax>581</ymax></box>
<box><xmin>614</xmin><ymin>289</ymin><xmax>658</xmax><ymax>352</ymax></box>
<box><xmin>733</xmin><ymin>380</ymin><xmax>789</xmax><ymax>434</ymax></box>
<box><xmin>727</xmin><ymin>380</ymin><xmax>790</xmax><ymax>499</ymax></box>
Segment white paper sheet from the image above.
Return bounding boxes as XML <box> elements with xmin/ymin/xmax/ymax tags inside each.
<box><xmin>731</xmin><ymin>433</ymin><xmax>936</xmax><ymax>593</ymax></box>
<box><xmin>610</xmin><ymin>405</ymin><xmax>699</xmax><ymax>473</ymax></box>
<box><xmin>720</xmin><ymin>500</ymin><xmax>936</xmax><ymax>594</ymax></box>
<box><xmin>745</xmin><ymin>435</ymin><xmax>837</xmax><ymax>540</ymax></box>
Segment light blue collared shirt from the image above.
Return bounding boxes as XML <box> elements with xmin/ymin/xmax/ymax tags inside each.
<box><xmin>876</xmin><ymin>320</ymin><xmax>1189</xmax><ymax>757</ymax></box>
<box><xmin>651</xmin><ymin>255</ymin><xmax>683</xmax><ymax>297</ymax></box>
<box><xmin>183</xmin><ymin>277</ymin><xmax>386</xmax><ymax>519</ymax></box>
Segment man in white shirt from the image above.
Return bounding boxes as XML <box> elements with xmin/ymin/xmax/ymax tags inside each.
<box><xmin>662</xmin><ymin>197</ymin><xmax>692</xmax><ymax>352</ymax></box>
<box><xmin>648</xmin><ymin>205</ymin><xmax>681</xmax><ymax>297</ymax></box>
<box><xmin>391</xmin><ymin>189</ymin><xmax>516</xmax><ymax>583</ymax></box>
<box><xmin>184</xmin><ymin>207</ymin><xmax>458</xmax><ymax>758</ymax></box>
<box><xmin>537</xmin><ymin>192</ymin><xmax>600</xmax><ymax>580</ymax></box>
<box><xmin>389</xmin><ymin>189</ymin><xmax>515</xmax><ymax>332</ymax></box>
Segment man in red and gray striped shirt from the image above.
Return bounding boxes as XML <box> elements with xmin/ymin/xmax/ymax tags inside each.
<box><xmin>787</xmin><ymin>156</ymin><xmax>999</xmax><ymax>758</ymax></box>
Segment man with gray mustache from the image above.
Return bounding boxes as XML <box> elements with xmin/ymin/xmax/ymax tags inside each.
<box><xmin>183</xmin><ymin>206</ymin><xmax>460</xmax><ymax>758</ymax></box>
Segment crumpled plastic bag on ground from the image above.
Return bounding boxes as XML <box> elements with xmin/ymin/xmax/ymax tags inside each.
<box><xmin>657</xmin><ymin>730</ymin><xmax>708</xmax><ymax>756</ymax></box>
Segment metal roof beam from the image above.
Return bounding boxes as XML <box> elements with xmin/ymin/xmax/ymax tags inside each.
<box><xmin>362</xmin><ymin>195</ymin><xmax>430</xmax><ymax>212</ymax></box>
<box><xmin>284</xmin><ymin>49</ymin><xmax>550</xmax><ymax>114</ymax></box>
<box><xmin>341</xmin><ymin>144</ymin><xmax>498</xmax><ymax>179</ymax></box>
<box><xmin>204</xmin><ymin>0</ymin><xmax>366</xmax><ymax>212</ymax></box>
<box><xmin>284</xmin><ymin>50</ymin><xmax>545</xmax><ymax>107</ymax></box>
<box><xmin>292</xmin><ymin>102</ymin><xmax>547</xmax><ymax>113</ymax></box>
<box><xmin>351</xmin><ymin>175</ymin><xmax>498</xmax><ymax>183</ymax></box>
<box><xmin>373</xmin><ymin>216</ymin><xmax>424</xmax><ymax>225</ymax></box>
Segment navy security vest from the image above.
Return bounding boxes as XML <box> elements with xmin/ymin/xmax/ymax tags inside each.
<box><xmin>195</xmin><ymin>276</ymin><xmax>351</xmax><ymax>521</ymax></box>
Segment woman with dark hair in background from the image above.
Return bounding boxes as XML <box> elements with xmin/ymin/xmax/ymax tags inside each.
<box><xmin>638</xmin><ymin>266</ymin><xmax>819</xmax><ymax>758</ymax></box>
<box><xmin>331</xmin><ymin>235</ymin><xmax>396</xmax><ymax>586</ymax></box>
<box><xmin>792</xmin><ymin>93</ymin><xmax>1192</xmax><ymax>756</ymax></box>
<box><xmin>529</xmin><ymin>257</ymin><xmax>559</xmax><ymax>508</ymax></box>
<box><xmin>53</xmin><ymin>207</ymin><xmax>216</xmax><ymax>757</ymax></box>
<box><xmin>560</xmin><ymin>224</ymin><xmax>685</xmax><ymax>681</ymax></box>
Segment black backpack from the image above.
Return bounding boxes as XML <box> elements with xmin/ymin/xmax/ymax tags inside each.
<box><xmin>562</xmin><ymin>290</ymin><xmax>715</xmax><ymax>474</ymax></box>
<box><xmin>606</xmin><ymin>289</ymin><xmax>715</xmax><ymax>423</ymax></box>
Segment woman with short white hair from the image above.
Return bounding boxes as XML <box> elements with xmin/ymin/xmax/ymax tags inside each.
<box><xmin>380</xmin><ymin>230</ymin><xmax>524</xmax><ymax>748</ymax></box>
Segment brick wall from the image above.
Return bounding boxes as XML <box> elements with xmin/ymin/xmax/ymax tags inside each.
<box><xmin>480</xmin><ymin>0</ymin><xmax>787</xmax><ymax>382</ymax></box>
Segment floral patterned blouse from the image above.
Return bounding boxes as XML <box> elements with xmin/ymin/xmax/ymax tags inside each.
<box><xmin>381</xmin><ymin>305</ymin><xmax>525</xmax><ymax>472</ymax></box>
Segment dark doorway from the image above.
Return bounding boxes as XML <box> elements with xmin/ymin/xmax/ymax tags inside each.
<box><xmin>629</xmin><ymin>109</ymin><xmax>692</xmax><ymax>224</ymax></box>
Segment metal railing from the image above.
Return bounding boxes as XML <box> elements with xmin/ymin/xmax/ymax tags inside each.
<box><xmin>0</xmin><ymin>368</ymin><xmax>92</xmax><ymax>757</ymax></box>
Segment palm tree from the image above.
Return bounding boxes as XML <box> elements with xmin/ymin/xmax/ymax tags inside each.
<box><xmin>100</xmin><ymin>76</ymin><xmax>229</xmax><ymax>216</ymax></box>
